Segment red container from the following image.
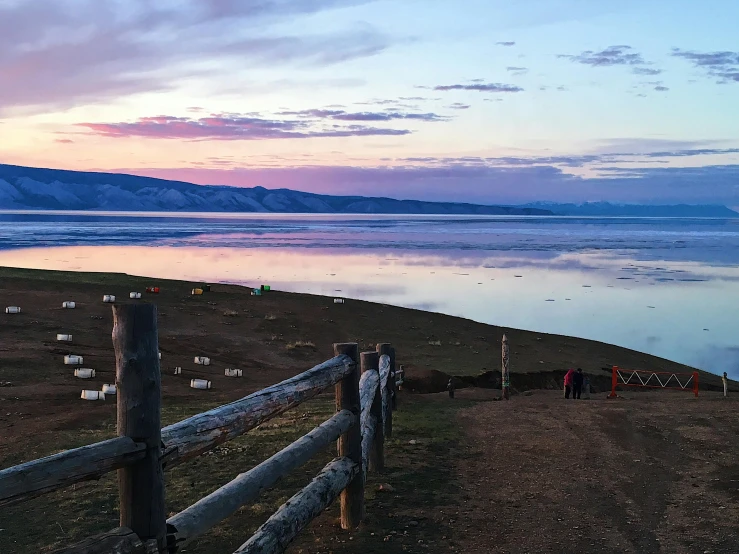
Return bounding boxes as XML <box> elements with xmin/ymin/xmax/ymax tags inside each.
<box><xmin>146</xmin><ymin>286</ymin><xmax>160</xmax><ymax>294</ymax></box>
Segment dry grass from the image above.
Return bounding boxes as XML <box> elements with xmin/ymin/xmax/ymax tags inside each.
<box><xmin>222</xmin><ymin>309</ymin><xmax>239</xmax><ymax>317</ymax></box>
<box><xmin>286</xmin><ymin>340</ymin><xmax>316</xmax><ymax>350</ymax></box>
<box><xmin>264</xmin><ymin>314</ymin><xmax>277</xmax><ymax>321</ymax></box>
<box><xmin>428</xmin><ymin>340</ymin><xmax>442</xmax><ymax>346</ymax></box>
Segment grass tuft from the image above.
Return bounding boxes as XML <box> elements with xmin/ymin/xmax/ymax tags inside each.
<box><xmin>286</xmin><ymin>340</ymin><xmax>316</xmax><ymax>350</ymax></box>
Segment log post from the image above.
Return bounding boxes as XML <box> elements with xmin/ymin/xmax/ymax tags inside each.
<box><xmin>361</xmin><ymin>351</ymin><xmax>384</xmax><ymax>472</ymax></box>
<box><xmin>390</xmin><ymin>347</ymin><xmax>398</xmax><ymax>413</ymax></box>
<box><xmin>333</xmin><ymin>343</ymin><xmax>363</xmax><ymax>529</ymax></box>
<box><xmin>112</xmin><ymin>304</ymin><xmax>166</xmax><ymax>550</ymax></box>
<box><xmin>502</xmin><ymin>334</ymin><xmax>510</xmax><ymax>400</ymax></box>
<box><xmin>376</xmin><ymin>343</ymin><xmax>393</xmax><ymax>438</ymax></box>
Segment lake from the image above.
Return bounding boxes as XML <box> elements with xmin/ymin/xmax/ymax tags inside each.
<box><xmin>1</xmin><ymin>211</ymin><xmax>738</xmax><ymax>377</ymax></box>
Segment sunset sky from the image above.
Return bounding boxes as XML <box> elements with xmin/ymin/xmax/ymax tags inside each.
<box><xmin>1</xmin><ymin>0</ymin><xmax>738</xmax><ymax>206</ymax></box>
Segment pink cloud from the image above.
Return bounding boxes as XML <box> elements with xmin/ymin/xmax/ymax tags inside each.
<box><xmin>75</xmin><ymin>113</ymin><xmax>414</xmax><ymax>140</ymax></box>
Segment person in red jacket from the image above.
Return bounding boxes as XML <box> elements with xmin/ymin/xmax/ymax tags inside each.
<box><xmin>564</xmin><ymin>368</ymin><xmax>576</xmax><ymax>399</ymax></box>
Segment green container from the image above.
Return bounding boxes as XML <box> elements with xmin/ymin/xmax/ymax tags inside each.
<box><xmin>264</xmin><ymin>285</ymin><xmax>271</xmax><ymax>291</ymax></box>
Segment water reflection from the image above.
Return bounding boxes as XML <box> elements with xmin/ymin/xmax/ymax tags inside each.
<box><xmin>0</xmin><ymin>242</ymin><xmax>738</xmax><ymax>377</ymax></box>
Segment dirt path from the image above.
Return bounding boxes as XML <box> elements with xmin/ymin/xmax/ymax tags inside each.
<box><xmin>454</xmin><ymin>390</ymin><xmax>739</xmax><ymax>554</ymax></box>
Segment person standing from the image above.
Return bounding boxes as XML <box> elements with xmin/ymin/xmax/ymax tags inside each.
<box><xmin>723</xmin><ymin>372</ymin><xmax>728</xmax><ymax>398</ymax></box>
<box><xmin>564</xmin><ymin>368</ymin><xmax>575</xmax><ymax>399</ymax></box>
<box><xmin>573</xmin><ymin>368</ymin><xmax>584</xmax><ymax>399</ymax></box>
<box><xmin>583</xmin><ymin>374</ymin><xmax>591</xmax><ymax>399</ymax></box>
<box><xmin>447</xmin><ymin>378</ymin><xmax>455</xmax><ymax>399</ymax></box>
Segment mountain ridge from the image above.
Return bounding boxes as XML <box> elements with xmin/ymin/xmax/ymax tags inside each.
<box><xmin>0</xmin><ymin>163</ymin><xmax>550</xmax><ymax>215</ymax></box>
<box><xmin>1</xmin><ymin>163</ymin><xmax>737</xmax><ymax>217</ymax></box>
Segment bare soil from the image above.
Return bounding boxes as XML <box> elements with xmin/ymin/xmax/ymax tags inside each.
<box><xmin>454</xmin><ymin>389</ymin><xmax>739</xmax><ymax>554</ymax></box>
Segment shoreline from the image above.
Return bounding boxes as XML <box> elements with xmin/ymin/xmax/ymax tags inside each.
<box><xmin>0</xmin><ymin>265</ymin><xmax>727</xmax><ymax>385</ymax></box>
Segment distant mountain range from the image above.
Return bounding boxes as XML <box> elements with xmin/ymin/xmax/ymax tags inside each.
<box><xmin>1</xmin><ymin>163</ymin><xmax>737</xmax><ymax>217</ymax></box>
<box><xmin>0</xmin><ymin>163</ymin><xmax>548</xmax><ymax>215</ymax></box>
<box><xmin>520</xmin><ymin>201</ymin><xmax>739</xmax><ymax>218</ymax></box>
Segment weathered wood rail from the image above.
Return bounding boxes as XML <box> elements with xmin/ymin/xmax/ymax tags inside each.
<box><xmin>0</xmin><ymin>304</ymin><xmax>401</xmax><ymax>554</ymax></box>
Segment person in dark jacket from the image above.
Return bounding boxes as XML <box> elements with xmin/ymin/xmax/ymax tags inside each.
<box><xmin>572</xmin><ymin>368</ymin><xmax>584</xmax><ymax>399</ymax></box>
<box><xmin>564</xmin><ymin>368</ymin><xmax>575</xmax><ymax>399</ymax></box>
<box><xmin>447</xmin><ymin>378</ymin><xmax>455</xmax><ymax>399</ymax></box>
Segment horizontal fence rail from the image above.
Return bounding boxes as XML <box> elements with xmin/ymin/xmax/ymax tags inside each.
<box><xmin>0</xmin><ymin>437</ymin><xmax>146</xmax><ymax>508</ymax></box>
<box><xmin>160</xmin><ymin>354</ymin><xmax>356</xmax><ymax>469</ymax></box>
<box><xmin>234</xmin><ymin>457</ymin><xmax>359</xmax><ymax>554</ymax></box>
<box><xmin>0</xmin><ymin>301</ymin><xmax>400</xmax><ymax>554</ymax></box>
<box><xmin>167</xmin><ymin>409</ymin><xmax>356</xmax><ymax>549</ymax></box>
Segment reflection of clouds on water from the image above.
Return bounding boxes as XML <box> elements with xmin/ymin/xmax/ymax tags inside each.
<box><xmin>1</xmin><ymin>213</ymin><xmax>738</xmax><ymax>377</ymax></box>
<box><xmin>3</xmin><ymin>213</ymin><xmax>739</xmax><ymax>265</ymax></box>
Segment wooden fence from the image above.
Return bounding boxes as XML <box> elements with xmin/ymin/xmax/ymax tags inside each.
<box><xmin>0</xmin><ymin>304</ymin><xmax>401</xmax><ymax>554</ymax></box>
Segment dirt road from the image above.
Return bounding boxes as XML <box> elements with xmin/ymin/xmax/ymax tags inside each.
<box><xmin>454</xmin><ymin>390</ymin><xmax>739</xmax><ymax>554</ymax></box>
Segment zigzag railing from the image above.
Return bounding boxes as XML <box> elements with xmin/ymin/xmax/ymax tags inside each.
<box><xmin>608</xmin><ymin>365</ymin><xmax>699</xmax><ymax>398</ymax></box>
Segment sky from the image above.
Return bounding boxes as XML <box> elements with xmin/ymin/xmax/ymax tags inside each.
<box><xmin>1</xmin><ymin>0</ymin><xmax>739</xmax><ymax>206</ymax></box>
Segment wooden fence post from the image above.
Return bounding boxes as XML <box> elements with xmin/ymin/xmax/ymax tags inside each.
<box><xmin>376</xmin><ymin>343</ymin><xmax>393</xmax><ymax>438</ymax></box>
<box><xmin>390</xmin><ymin>348</ymin><xmax>398</xmax><ymax>412</ymax></box>
<box><xmin>333</xmin><ymin>343</ymin><xmax>363</xmax><ymax>529</ymax></box>
<box><xmin>112</xmin><ymin>303</ymin><xmax>166</xmax><ymax>551</ymax></box>
<box><xmin>502</xmin><ymin>334</ymin><xmax>510</xmax><ymax>400</ymax></box>
<box><xmin>361</xmin><ymin>351</ymin><xmax>384</xmax><ymax>473</ymax></box>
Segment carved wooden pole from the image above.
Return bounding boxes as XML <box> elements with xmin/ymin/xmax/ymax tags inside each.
<box><xmin>333</xmin><ymin>343</ymin><xmax>363</xmax><ymax>528</ymax></box>
<box><xmin>112</xmin><ymin>303</ymin><xmax>166</xmax><ymax>550</ymax></box>
<box><xmin>390</xmin><ymin>347</ymin><xmax>398</xmax><ymax>413</ymax></box>
<box><xmin>376</xmin><ymin>343</ymin><xmax>393</xmax><ymax>438</ymax></box>
<box><xmin>361</xmin><ymin>351</ymin><xmax>384</xmax><ymax>472</ymax></box>
<box><xmin>502</xmin><ymin>334</ymin><xmax>510</xmax><ymax>400</ymax></box>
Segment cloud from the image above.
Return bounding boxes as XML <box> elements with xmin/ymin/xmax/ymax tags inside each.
<box><xmin>654</xmin><ymin>85</ymin><xmax>669</xmax><ymax>92</ymax></box>
<box><xmin>496</xmin><ymin>41</ymin><xmax>516</xmax><ymax>46</ymax></box>
<box><xmin>559</xmin><ymin>45</ymin><xmax>645</xmax><ymax>66</ymax></box>
<box><xmin>446</xmin><ymin>103</ymin><xmax>470</xmax><ymax>110</ymax></box>
<box><xmin>398</xmin><ymin>146</ymin><xmax>739</xmax><ymax>168</ymax></box>
<box><xmin>642</xmin><ymin>147</ymin><xmax>739</xmax><ymax>158</ymax></box>
<box><xmin>632</xmin><ymin>67</ymin><xmax>663</xmax><ymax>76</ymax></box>
<box><xmin>558</xmin><ymin>45</ymin><xmax>661</xmax><ymax>75</ymax></box>
<box><xmin>432</xmin><ymin>83</ymin><xmax>524</xmax><ymax>93</ymax></box>
<box><xmin>0</xmin><ymin>0</ymin><xmax>388</xmax><ymax>114</ymax></box>
<box><xmin>506</xmin><ymin>66</ymin><xmax>528</xmax><ymax>75</ymax></box>
<box><xmin>75</xmin><ymin>112</ymin><xmax>416</xmax><ymax>140</ymax></box>
<box><xmin>671</xmin><ymin>48</ymin><xmax>739</xmax><ymax>84</ymax></box>
<box><xmin>54</xmin><ymin>138</ymin><xmax>74</xmax><ymax>144</ymax></box>
<box><xmin>279</xmin><ymin>109</ymin><xmax>447</xmax><ymax>122</ymax></box>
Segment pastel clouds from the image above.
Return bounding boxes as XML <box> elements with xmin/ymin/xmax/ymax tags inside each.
<box><xmin>432</xmin><ymin>83</ymin><xmax>524</xmax><ymax>93</ymax></box>
<box><xmin>671</xmin><ymin>48</ymin><xmax>739</xmax><ymax>83</ymax></box>
<box><xmin>77</xmin><ymin>114</ymin><xmax>415</xmax><ymax>140</ymax></box>
<box><xmin>0</xmin><ymin>0</ymin><xmax>389</xmax><ymax>114</ymax></box>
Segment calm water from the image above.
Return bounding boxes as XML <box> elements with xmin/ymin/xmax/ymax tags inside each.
<box><xmin>1</xmin><ymin>211</ymin><xmax>738</xmax><ymax>377</ymax></box>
